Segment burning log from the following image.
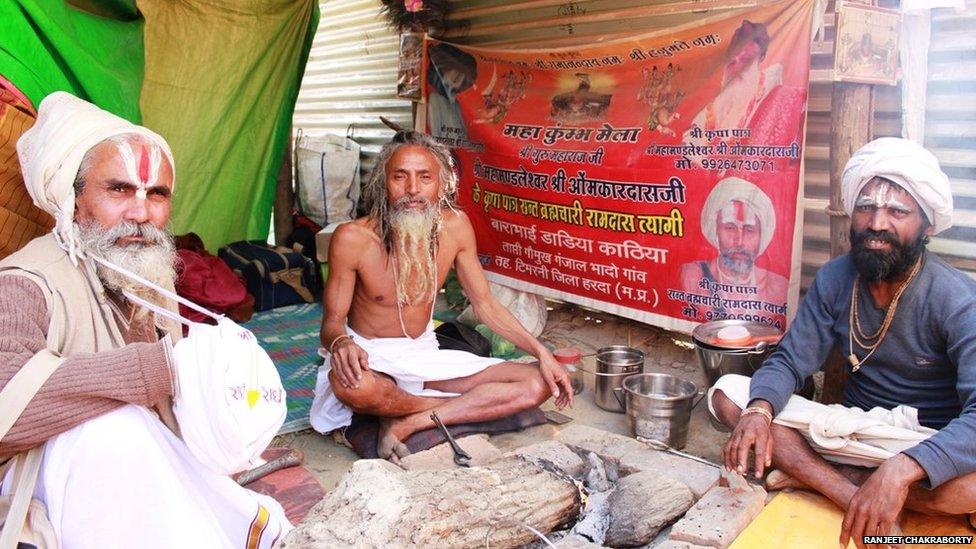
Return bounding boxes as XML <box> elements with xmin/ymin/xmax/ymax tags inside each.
<box><xmin>280</xmin><ymin>458</ymin><xmax>581</xmax><ymax>548</ymax></box>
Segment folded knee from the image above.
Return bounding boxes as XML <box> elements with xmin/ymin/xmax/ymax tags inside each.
<box><xmin>524</xmin><ymin>374</ymin><xmax>550</xmax><ymax>408</ymax></box>
<box><xmin>710</xmin><ymin>389</ymin><xmax>741</xmax><ymax>428</ymax></box>
<box><xmin>330</xmin><ymin>370</ymin><xmax>384</xmax><ymax>413</ymax></box>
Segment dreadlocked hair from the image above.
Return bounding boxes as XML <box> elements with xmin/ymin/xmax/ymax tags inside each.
<box><xmin>363</xmin><ymin>131</ymin><xmax>459</xmax><ymax>254</ymax></box>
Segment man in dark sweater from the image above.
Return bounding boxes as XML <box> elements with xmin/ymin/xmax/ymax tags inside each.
<box><xmin>710</xmin><ymin>138</ymin><xmax>975</xmax><ymax>547</ymax></box>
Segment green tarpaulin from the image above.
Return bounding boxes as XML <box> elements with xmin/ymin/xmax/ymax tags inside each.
<box><xmin>0</xmin><ymin>0</ymin><xmax>318</xmax><ymax>250</ymax></box>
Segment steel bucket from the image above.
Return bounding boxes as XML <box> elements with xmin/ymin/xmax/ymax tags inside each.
<box><xmin>593</xmin><ymin>346</ymin><xmax>644</xmax><ymax>412</ymax></box>
<box><xmin>619</xmin><ymin>373</ymin><xmax>700</xmax><ymax>450</ymax></box>
<box><xmin>691</xmin><ymin>320</ymin><xmax>781</xmax><ymax>387</ymax></box>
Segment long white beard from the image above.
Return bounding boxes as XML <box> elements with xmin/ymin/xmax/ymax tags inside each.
<box><xmin>388</xmin><ymin>198</ymin><xmax>440</xmax><ymax>306</ymax></box>
<box><xmin>77</xmin><ymin>220</ymin><xmax>177</xmax><ymax>320</ymax></box>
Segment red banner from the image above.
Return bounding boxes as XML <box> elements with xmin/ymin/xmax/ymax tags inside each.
<box><xmin>423</xmin><ymin>1</ymin><xmax>816</xmax><ymax>333</ymax></box>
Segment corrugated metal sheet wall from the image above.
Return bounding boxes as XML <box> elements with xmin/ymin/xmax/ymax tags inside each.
<box><xmin>293</xmin><ymin>0</ymin><xmax>412</xmax><ymax>180</ymax></box>
<box><xmin>926</xmin><ymin>2</ymin><xmax>976</xmax><ymax>275</ymax></box>
<box><xmin>294</xmin><ymin>0</ymin><xmax>975</xmax><ymax>286</ymax></box>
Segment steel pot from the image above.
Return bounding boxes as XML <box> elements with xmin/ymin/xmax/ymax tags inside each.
<box><xmin>617</xmin><ymin>373</ymin><xmax>700</xmax><ymax>450</ymax></box>
<box><xmin>691</xmin><ymin>319</ymin><xmax>781</xmax><ymax>387</ymax></box>
<box><xmin>591</xmin><ymin>346</ymin><xmax>644</xmax><ymax>413</ymax></box>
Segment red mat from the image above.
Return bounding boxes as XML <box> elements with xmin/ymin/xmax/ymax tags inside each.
<box><xmin>243</xmin><ymin>448</ymin><xmax>326</xmax><ymax>525</ymax></box>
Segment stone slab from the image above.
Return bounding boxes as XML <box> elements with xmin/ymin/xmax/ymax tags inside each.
<box><xmin>668</xmin><ymin>482</ymin><xmax>767</xmax><ymax>548</ymax></box>
<box><xmin>555</xmin><ymin>424</ymin><xmax>647</xmax><ymax>466</ymax></box>
<box><xmin>619</xmin><ymin>449</ymin><xmax>720</xmax><ymax>499</ymax></box>
<box><xmin>399</xmin><ymin>434</ymin><xmax>502</xmax><ymax>471</ymax></box>
<box><xmin>506</xmin><ymin>440</ymin><xmax>587</xmax><ymax>478</ymax></box>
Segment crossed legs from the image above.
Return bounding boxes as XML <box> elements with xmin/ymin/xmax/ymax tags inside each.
<box><xmin>711</xmin><ymin>390</ymin><xmax>976</xmax><ymax>515</ymax></box>
<box><xmin>330</xmin><ymin>361</ymin><xmax>550</xmax><ymax>462</ymax></box>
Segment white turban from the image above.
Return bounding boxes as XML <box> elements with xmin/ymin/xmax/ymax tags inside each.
<box><xmin>842</xmin><ymin>137</ymin><xmax>952</xmax><ymax>234</ymax></box>
<box><xmin>701</xmin><ymin>177</ymin><xmax>776</xmax><ymax>255</ymax></box>
<box><xmin>16</xmin><ymin>91</ymin><xmax>175</xmax><ymax>261</ymax></box>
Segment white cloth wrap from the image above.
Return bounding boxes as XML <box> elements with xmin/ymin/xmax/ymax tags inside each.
<box><xmin>310</xmin><ymin>323</ymin><xmax>504</xmax><ymax>433</ymax></box>
<box><xmin>841</xmin><ymin>137</ymin><xmax>953</xmax><ymax>234</ymax></box>
<box><xmin>16</xmin><ymin>91</ymin><xmax>175</xmax><ymax>263</ymax></box>
<box><xmin>172</xmin><ymin>318</ymin><xmax>286</xmax><ymax>475</ymax></box>
<box><xmin>708</xmin><ymin>374</ymin><xmax>936</xmax><ymax>468</ymax></box>
<box><xmin>701</xmin><ymin>177</ymin><xmax>775</xmax><ymax>255</ymax></box>
<box><xmin>2</xmin><ymin>404</ymin><xmax>290</xmax><ymax>548</ymax></box>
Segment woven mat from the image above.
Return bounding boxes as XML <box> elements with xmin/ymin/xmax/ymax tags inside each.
<box><xmin>244</xmin><ymin>302</ymin><xmax>323</xmax><ymax>434</ymax></box>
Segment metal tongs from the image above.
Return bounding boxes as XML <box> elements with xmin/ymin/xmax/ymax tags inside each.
<box><xmin>430</xmin><ymin>411</ymin><xmax>472</xmax><ymax>467</ymax></box>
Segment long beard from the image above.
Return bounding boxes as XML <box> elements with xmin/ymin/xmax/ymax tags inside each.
<box><xmin>388</xmin><ymin>198</ymin><xmax>440</xmax><ymax>306</ymax></box>
<box><xmin>849</xmin><ymin>227</ymin><xmax>926</xmax><ymax>282</ymax></box>
<box><xmin>77</xmin><ymin>220</ymin><xmax>177</xmax><ymax>320</ymax></box>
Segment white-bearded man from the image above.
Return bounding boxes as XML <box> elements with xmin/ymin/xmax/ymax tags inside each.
<box><xmin>679</xmin><ymin>177</ymin><xmax>789</xmax><ymax>329</ymax></box>
<box><xmin>711</xmin><ymin>138</ymin><xmax>976</xmax><ymax>548</ymax></box>
<box><xmin>310</xmin><ymin>131</ymin><xmax>573</xmax><ymax>462</ymax></box>
<box><xmin>0</xmin><ymin>92</ymin><xmax>289</xmax><ymax>548</ymax></box>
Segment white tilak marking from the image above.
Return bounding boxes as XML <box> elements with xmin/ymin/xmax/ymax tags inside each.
<box><xmin>856</xmin><ymin>181</ymin><xmax>912</xmax><ymax>212</ymax></box>
<box><xmin>147</xmin><ymin>146</ymin><xmax>162</xmax><ymax>189</ymax></box>
<box><xmin>117</xmin><ymin>142</ymin><xmax>141</xmax><ymax>192</ymax></box>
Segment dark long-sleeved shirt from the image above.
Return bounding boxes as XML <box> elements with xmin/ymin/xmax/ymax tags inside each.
<box><xmin>750</xmin><ymin>251</ymin><xmax>976</xmax><ymax>488</ymax></box>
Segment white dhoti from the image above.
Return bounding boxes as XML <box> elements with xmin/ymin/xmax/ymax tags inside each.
<box><xmin>2</xmin><ymin>404</ymin><xmax>291</xmax><ymax>549</ymax></box>
<box><xmin>310</xmin><ymin>323</ymin><xmax>504</xmax><ymax>433</ymax></box>
<box><xmin>708</xmin><ymin>374</ymin><xmax>937</xmax><ymax>468</ymax></box>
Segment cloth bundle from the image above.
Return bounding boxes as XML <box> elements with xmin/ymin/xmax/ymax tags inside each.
<box><xmin>172</xmin><ymin>317</ymin><xmax>286</xmax><ymax>475</ymax></box>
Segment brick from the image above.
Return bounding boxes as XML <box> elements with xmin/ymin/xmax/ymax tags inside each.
<box><xmin>399</xmin><ymin>434</ymin><xmax>502</xmax><ymax>471</ymax></box>
<box><xmin>604</xmin><ymin>471</ymin><xmax>694</xmax><ymax>547</ymax></box>
<box><xmin>555</xmin><ymin>424</ymin><xmax>647</xmax><ymax>466</ymax></box>
<box><xmin>619</xmin><ymin>449</ymin><xmax>720</xmax><ymax>499</ymax></box>
<box><xmin>505</xmin><ymin>440</ymin><xmax>586</xmax><ymax>478</ymax></box>
<box><xmin>668</xmin><ymin>483</ymin><xmax>767</xmax><ymax>548</ymax></box>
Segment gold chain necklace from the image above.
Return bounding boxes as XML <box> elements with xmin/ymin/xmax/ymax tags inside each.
<box><xmin>847</xmin><ymin>256</ymin><xmax>923</xmax><ymax>373</ymax></box>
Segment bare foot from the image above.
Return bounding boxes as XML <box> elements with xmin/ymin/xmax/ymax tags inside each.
<box><xmin>765</xmin><ymin>469</ymin><xmax>808</xmax><ymax>491</ymax></box>
<box><xmin>377</xmin><ymin>418</ymin><xmax>411</xmax><ymax>465</ymax></box>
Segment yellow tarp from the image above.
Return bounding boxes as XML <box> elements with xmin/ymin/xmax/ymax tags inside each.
<box><xmin>732</xmin><ymin>491</ymin><xmax>973</xmax><ymax>549</ymax></box>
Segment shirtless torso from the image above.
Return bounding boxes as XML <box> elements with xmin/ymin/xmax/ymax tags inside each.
<box><xmin>316</xmin><ymin>139</ymin><xmax>572</xmax><ymax>462</ymax></box>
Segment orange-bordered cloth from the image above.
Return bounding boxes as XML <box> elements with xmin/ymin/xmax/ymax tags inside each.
<box><xmin>0</xmin><ymin>75</ymin><xmax>53</xmax><ymax>260</ymax></box>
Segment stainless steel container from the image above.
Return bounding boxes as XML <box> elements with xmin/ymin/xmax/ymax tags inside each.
<box><xmin>594</xmin><ymin>346</ymin><xmax>644</xmax><ymax>412</ymax></box>
<box><xmin>620</xmin><ymin>373</ymin><xmax>699</xmax><ymax>450</ymax></box>
<box><xmin>691</xmin><ymin>319</ymin><xmax>781</xmax><ymax>387</ymax></box>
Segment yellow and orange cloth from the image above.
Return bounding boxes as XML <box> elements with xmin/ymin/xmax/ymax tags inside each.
<box><xmin>0</xmin><ymin>76</ymin><xmax>51</xmax><ymax>260</ymax></box>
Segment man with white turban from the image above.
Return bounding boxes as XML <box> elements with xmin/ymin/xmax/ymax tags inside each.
<box><xmin>0</xmin><ymin>92</ymin><xmax>289</xmax><ymax>548</ymax></box>
<box><xmin>710</xmin><ymin>138</ymin><xmax>976</xmax><ymax>546</ymax></box>
<box><xmin>679</xmin><ymin>176</ymin><xmax>789</xmax><ymax>329</ymax></box>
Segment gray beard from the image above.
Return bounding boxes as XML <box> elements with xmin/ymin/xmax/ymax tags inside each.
<box><xmin>76</xmin><ymin>220</ymin><xmax>177</xmax><ymax>320</ymax></box>
<box><xmin>719</xmin><ymin>248</ymin><xmax>756</xmax><ymax>278</ymax></box>
<box><xmin>388</xmin><ymin>198</ymin><xmax>440</xmax><ymax>306</ymax></box>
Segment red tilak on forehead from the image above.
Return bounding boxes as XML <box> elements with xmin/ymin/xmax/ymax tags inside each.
<box><xmin>732</xmin><ymin>199</ymin><xmax>746</xmax><ymax>223</ymax></box>
<box><xmin>138</xmin><ymin>146</ymin><xmax>150</xmax><ymax>184</ymax></box>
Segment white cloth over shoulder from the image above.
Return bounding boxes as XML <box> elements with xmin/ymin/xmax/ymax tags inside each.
<box><xmin>16</xmin><ymin>91</ymin><xmax>175</xmax><ymax>263</ymax></box>
<box><xmin>172</xmin><ymin>318</ymin><xmax>286</xmax><ymax>475</ymax></box>
<box><xmin>708</xmin><ymin>374</ymin><xmax>936</xmax><ymax>467</ymax></box>
<box><xmin>2</xmin><ymin>404</ymin><xmax>290</xmax><ymax>548</ymax></box>
<box><xmin>841</xmin><ymin>137</ymin><xmax>953</xmax><ymax>234</ymax></box>
<box><xmin>310</xmin><ymin>323</ymin><xmax>503</xmax><ymax>433</ymax></box>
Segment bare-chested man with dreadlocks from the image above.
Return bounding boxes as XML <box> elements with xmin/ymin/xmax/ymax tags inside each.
<box><xmin>310</xmin><ymin>131</ymin><xmax>572</xmax><ymax>462</ymax></box>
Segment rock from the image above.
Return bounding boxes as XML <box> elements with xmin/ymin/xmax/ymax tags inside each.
<box><xmin>507</xmin><ymin>440</ymin><xmax>587</xmax><ymax>478</ymax></box>
<box><xmin>618</xmin><ymin>449</ymin><xmax>720</xmax><ymax>499</ymax></box>
<box><xmin>556</xmin><ymin>424</ymin><xmax>647</xmax><ymax>467</ymax></box>
<box><xmin>604</xmin><ymin>471</ymin><xmax>694</xmax><ymax>547</ymax></box>
<box><xmin>399</xmin><ymin>434</ymin><xmax>501</xmax><ymax>471</ymax></box>
<box><xmin>668</xmin><ymin>482</ymin><xmax>767</xmax><ymax>548</ymax></box>
<box><xmin>585</xmin><ymin>452</ymin><xmax>613</xmax><ymax>493</ymax></box>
